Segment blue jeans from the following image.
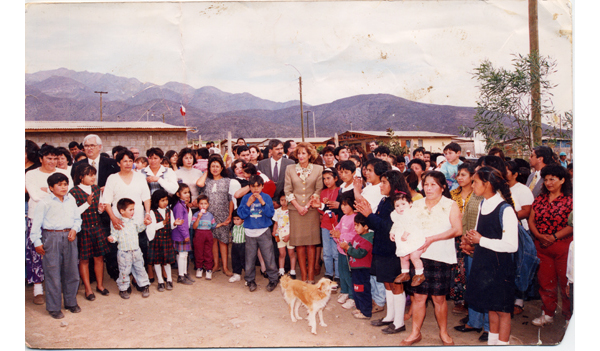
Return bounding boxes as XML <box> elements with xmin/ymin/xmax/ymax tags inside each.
<box><xmin>465</xmin><ymin>255</ymin><xmax>489</xmax><ymax>331</ymax></box>
<box><xmin>117</xmin><ymin>248</ymin><xmax>150</xmax><ymax>291</ymax></box>
<box><xmin>371</xmin><ymin>276</ymin><xmax>386</xmax><ymax>306</ymax></box>
<box><xmin>321</xmin><ymin>228</ymin><xmax>339</xmax><ymax>279</ymax></box>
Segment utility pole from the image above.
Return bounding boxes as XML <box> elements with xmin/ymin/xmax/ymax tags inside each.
<box><xmin>528</xmin><ymin>0</ymin><xmax>541</xmax><ymax>148</ymax></box>
<box><xmin>94</xmin><ymin>91</ymin><xmax>108</xmax><ymax>121</ymax></box>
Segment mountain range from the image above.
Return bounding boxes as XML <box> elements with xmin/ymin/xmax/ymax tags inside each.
<box><xmin>25</xmin><ymin>68</ymin><xmax>479</xmax><ymax>140</ymax></box>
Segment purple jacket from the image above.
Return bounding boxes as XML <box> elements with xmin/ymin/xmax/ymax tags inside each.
<box><xmin>171</xmin><ymin>200</ymin><xmax>190</xmax><ymax>242</ymax></box>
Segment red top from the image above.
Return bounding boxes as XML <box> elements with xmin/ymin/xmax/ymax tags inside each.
<box><xmin>532</xmin><ymin>192</ymin><xmax>573</xmax><ymax>242</ymax></box>
<box><xmin>319</xmin><ymin>187</ymin><xmax>340</xmax><ymax>230</ymax></box>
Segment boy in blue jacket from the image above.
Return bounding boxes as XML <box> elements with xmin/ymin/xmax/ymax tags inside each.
<box><xmin>237</xmin><ymin>175</ymin><xmax>279</xmax><ymax>293</ymax></box>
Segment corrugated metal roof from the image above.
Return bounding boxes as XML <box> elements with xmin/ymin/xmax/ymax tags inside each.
<box><xmin>25</xmin><ymin>121</ymin><xmax>190</xmax><ymax>131</ymax></box>
<box><xmin>341</xmin><ymin>130</ymin><xmax>456</xmax><ymax>138</ymax></box>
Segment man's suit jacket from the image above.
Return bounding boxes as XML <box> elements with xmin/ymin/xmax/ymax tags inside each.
<box><xmin>71</xmin><ymin>156</ymin><xmax>120</xmax><ymax>187</ymax></box>
<box><xmin>257</xmin><ymin>157</ymin><xmax>295</xmax><ymax>201</ymax></box>
<box><xmin>526</xmin><ymin>171</ymin><xmax>544</xmax><ymax>198</ymax></box>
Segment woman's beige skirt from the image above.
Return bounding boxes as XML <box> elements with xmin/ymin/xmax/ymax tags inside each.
<box><xmin>289</xmin><ymin>208</ymin><xmax>321</xmax><ymax>246</ymax></box>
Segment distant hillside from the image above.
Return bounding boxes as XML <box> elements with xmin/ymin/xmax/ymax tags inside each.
<box><xmin>25</xmin><ymin>68</ymin><xmax>481</xmax><ymax>140</ymax></box>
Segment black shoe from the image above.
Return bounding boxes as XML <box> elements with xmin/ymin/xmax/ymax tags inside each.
<box><xmin>290</xmin><ymin>273</ymin><xmax>297</xmax><ymax>280</ymax></box>
<box><xmin>166</xmin><ymin>281</ymin><xmax>173</xmax><ymax>290</ymax></box>
<box><xmin>479</xmin><ymin>331</ymin><xmax>489</xmax><ymax>342</ymax></box>
<box><xmin>184</xmin><ymin>274</ymin><xmax>196</xmax><ymax>283</ymax></box>
<box><xmin>324</xmin><ymin>275</ymin><xmax>333</xmax><ymax>281</ymax></box>
<box><xmin>49</xmin><ymin>310</ymin><xmax>64</xmax><ymax>319</ymax></box>
<box><xmin>266</xmin><ymin>280</ymin><xmax>279</xmax><ymax>292</ymax></box>
<box><xmin>119</xmin><ymin>290</ymin><xmax>130</xmax><ymax>299</ymax></box>
<box><xmin>381</xmin><ymin>324</ymin><xmax>406</xmax><ymax>334</ymax></box>
<box><xmin>85</xmin><ymin>292</ymin><xmax>96</xmax><ymax>301</ymax></box>
<box><xmin>157</xmin><ymin>283</ymin><xmax>165</xmax><ymax>292</ymax></box>
<box><xmin>261</xmin><ymin>270</ymin><xmax>269</xmax><ymax>279</ymax></box>
<box><xmin>96</xmin><ymin>287</ymin><xmax>110</xmax><ymax>296</ymax></box>
<box><xmin>142</xmin><ymin>286</ymin><xmax>150</xmax><ymax>298</ymax></box>
<box><xmin>370</xmin><ymin>318</ymin><xmax>394</xmax><ymax>327</ymax></box>
<box><xmin>149</xmin><ymin>278</ymin><xmax>155</xmax><ymax>284</ymax></box>
<box><xmin>127</xmin><ymin>286</ymin><xmax>132</xmax><ymax>294</ymax></box>
<box><xmin>454</xmin><ymin>325</ymin><xmax>482</xmax><ymax>333</ymax></box>
<box><xmin>460</xmin><ymin>316</ymin><xmax>470</xmax><ymax>325</ymax></box>
<box><xmin>66</xmin><ymin>305</ymin><xmax>81</xmax><ymax>313</ymax></box>
<box><xmin>177</xmin><ymin>275</ymin><xmax>193</xmax><ymax>285</ymax></box>
<box><xmin>247</xmin><ymin>280</ymin><xmax>257</xmax><ymax>292</ymax></box>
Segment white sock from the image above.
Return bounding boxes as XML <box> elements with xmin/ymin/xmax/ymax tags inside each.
<box><xmin>164</xmin><ymin>264</ymin><xmax>172</xmax><ymax>282</ymax></box>
<box><xmin>401</xmin><ymin>269</ymin><xmax>409</xmax><ymax>273</ymax></box>
<box><xmin>383</xmin><ymin>290</ymin><xmax>395</xmax><ymax>322</ymax></box>
<box><xmin>514</xmin><ymin>298</ymin><xmax>524</xmax><ymax>307</ymax></box>
<box><xmin>154</xmin><ymin>265</ymin><xmax>164</xmax><ymax>284</ymax></box>
<box><xmin>279</xmin><ymin>268</ymin><xmax>285</xmax><ymax>274</ymax></box>
<box><xmin>290</xmin><ymin>270</ymin><xmax>296</xmax><ymax>275</ymax></box>
<box><xmin>497</xmin><ymin>340</ymin><xmax>509</xmax><ymax>345</ymax></box>
<box><xmin>393</xmin><ymin>292</ymin><xmax>406</xmax><ymax>328</ymax></box>
<box><xmin>178</xmin><ymin>252</ymin><xmax>188</xmax><ymax>276</ymax></box>
<box><xmin>488</xmin><ymin>332</ymin><xmax>499</xmax><ymax>345</ymax></box>
<box><xmin>415</xmin><ymin>268</ymin><xmax>424</xmax><ymax>275</ymax></box>
<box><xmin>33</xmin><ymin>283</ymin><xmax>44</xmax><ymax>296</ymax></box>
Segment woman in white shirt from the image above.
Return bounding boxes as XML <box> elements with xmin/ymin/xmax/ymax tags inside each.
<box><xmin>175</xmin><ymin>148</ymin><xmax>203</xmax><ymax>208</ymax></box>
<box><xmin>465</xmin><ymin>167</ymin><xmax>518</xmax><ymax>346</ymax></box>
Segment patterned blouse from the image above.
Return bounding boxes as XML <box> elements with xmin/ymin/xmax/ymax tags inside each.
<box><xmin>532</xmin><ymin>193</ymin><xmax>573</xmax><ymax>237</ymax></box>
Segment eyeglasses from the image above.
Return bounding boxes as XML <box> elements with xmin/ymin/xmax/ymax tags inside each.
<box><xmin>84</xmin><ymin>144</ymin><xmax>98</xmax><ymax>148</ymax></box>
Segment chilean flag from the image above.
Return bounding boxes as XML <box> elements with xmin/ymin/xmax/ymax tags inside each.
<box><xmin>180</xmin><ymin>105</ymin><xmax>186</xmax><ymax>116</ymax></box>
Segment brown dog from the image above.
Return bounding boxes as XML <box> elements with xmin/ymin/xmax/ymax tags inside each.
<box><xmin>280</xmin><ymin>275</ymin><xmax>339</xmax><ymax>334</ymax></box>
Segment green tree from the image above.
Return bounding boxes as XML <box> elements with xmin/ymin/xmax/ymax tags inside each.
<box><xmin>384</xmin><ymin>128</ymin><xmax>408</xmax><ymax>158</ymax></box>
<box><xmin>461</xmin><ymin>53</ymin><xmax>558</xmax><ymax>153</ymax></box>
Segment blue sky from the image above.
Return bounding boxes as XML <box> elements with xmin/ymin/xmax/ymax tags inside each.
<box><xmin>24</xmin><ymin>0</ymin><xmax>573</xmax><ymax>117</ymax></box>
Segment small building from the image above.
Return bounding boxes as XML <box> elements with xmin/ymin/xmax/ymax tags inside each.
<box><xmin>25</xmin><ymin>121</ymin><xmax>190</xmax><ymax>156</ymax></box>
<box><xmin>217</xmin><ymin>137</ymin><xmax>331</xmax><ymax>152</ymax></box>
<box><xmin>332</xmin><ymin>130</ymin><xmax>457</xmax><ymax>154</ymax></box>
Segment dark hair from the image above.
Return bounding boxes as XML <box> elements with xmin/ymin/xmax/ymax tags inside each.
<box><xmin>533</xmin><ymin>146</ymin><xmax>556</xmax><ymax>166</ymax></box>
<box><xmin>413</xmin><ymin>147</ymin><xmax>425</xmax><ymax>157</ymax></box>
<box><xmin>422</xmin><ymin>171</ymin><xmax>451</xmax><ymax>199</ymax></box>
<box><xmin>505</xmin><ymin>160</ymin><xmax>530</xmax><ymax>185</ymax></box>
<box><xmin>196</xmin><ymin>147</ymin><xmax>210</xmax><ymax>160</ymax></box>
<box><xmin>68</xmin><ymin>141</ymin><xmax>82</xmax><ymax>150</ymax></box>
<box><xmin>55</xmin><ymin>147</ymin><xmax>73</xmax><ymax>166</ymax></box>
<box><xmin>207</xmin><ymin>155</ymin><xmax>228</xmax><ymax>179</ymax></box>
<box><xmin>150</xmin><ymin>189</ymin><xmax>170</xmax><ymax>210</ymax></box>
<box><xmin>373</xmin><ymin>145</ymin><xmax>390</xmax><ymax>156</ymax></box>
<box><xmin>146</xmin><ymin>147</ymin><xmax>164</xmax><ymax>159</ymax></box>
<box><xmin>457</xmin><ymin>161</ymin><xmax>476</xmax><ymax>176</ymax></box>
<box><xmin>38</xmin><ymin>144</ymin><xmax>58</xmax><ymax>158</ymax></box>
<box><xmin>321</xmin><ymin>146</ymin><xmax>335</xmax><ymax>156</ymax></box>
<box><xmin>236</xmin><ymin>137</ymin><xmax>246</xmax><ymax>144</ymax></box>
<box><xmin>567</xmin><ymin>162</ymin><xmax>573</xmax><ymax>171</ymax></box>
<box><xmin>197</xmin><ymin>194</ymin><xmax>209</xmax><ymax>203</ymax></box>
<box><xmin>283</xmin><ymin>140</ymin><xmax>295</xmax><ymax>154</ymax></box>
<box><xmin>249</xmin><ymin>174</ymin><xmax>264</xmax><ymax>187</ymax></box>
<box><xmin>232</xmin><ymin>209</ymin><xmax>241</xmax><ymax>219</ymax></box>
<box><xmin>116</xmin><ymin>150</ymin><xmax>135</xmax><ymax>163</ymax></box>
<box><xmin>396</xmin><ymin>157</ymin><xmax>406</xmax><ymax>165</ymax></box>
<box><xmin>540</xmin><ymin>164</ymin><xmax>572</xmax><ymax>196</ymax></box>
<box><xmin>26</xmin><ymin>139</ymin><xmax>40</xmax><ymax>164</ymax></box>
<box><xmin>393</xmin><ymin>190</ymin><xmax>412</xmax><ymax>204</ymax></box>
<box><xmin>176</xmin><ymin>148</ymin><xmax>195</xmax><ymax>168</ymax></box>
<box><xmin>349</xmin><ymin>155</ymin><xmax>362</xmax><ymax>167</ymax></box>
<box><xmin>134</xmin><ymin>156</ymin><xmax>148</xmax><ymax>166</ymax></box>
<box><xmin>242</xmin><ymin>162</ymin><xmax>257</xmax><ymax>176</ymax></box>
<box><xmin>349</xmin><ymin>145</ymin><xmax>368</xmax><ymax>163</ymax></box>
<box><xmin>117</xmin><ymin>198</ymin><xmax>135</xmax><ymax>213</ymax></box>
<box><xmin>443</xmin><ymin>142</ymin><xmax>461</xmax><ymax>153</ymax></box>
<box><xmin>388</xmin><ymin>154</ymin><xmax>397</xmax><ymax>165</ymax></box>
<box><xmin>338</xmin><ymin>160</ymin><xmax>356</xmax><ymax>173</ymax></box>
<box><xmin>381</xmin><ymin>170</ymin><xmax>410</xmax><ymax>203</ymax></box>
<box><xmin>404</xmin><ymin>169</ymin><xmax>421</xmax><ymax>193</ymax></box>
<box><xmin>476</xmin><ymin>155</ymin><xmax>507</xmax><ymax>178</ymax></box>
<box><xmin>408</xmin><ymin>158</ymin><xmax>426</xmax><ymax>172</ymax></box>
<box><xmin>73</xmin><ymin>163</ymin><xmax>97</xmax><ymax>186</ymax></box>
<box><xmin>100</xmin><ymin>152</ymin><xmax>110</xmax><ymax>158</ymax></box>
<box><xmin>475</xmin><ymin>167</ymin><xmax>515</xmax><ymax>208</ymax></box>
<box><xmin>268</xmin><ymin>139</ymin><xmax>283</xmax><ymax>150</ymax></box>
<box><xmin>339</xmin><ymin>191</ymin><xmax>356</xmax><ymax>211</ymax></box>
<box><xmin>237</xmin><ymin>145</ymin><xmax>250</xmax><ymax>156</ymax></box>
<box><xmin>512</xmin><ymin>158</ymin><xmax>531</xmax><ymax>184</ymax></box>
<box><xmin>488</xmin><ymin>147</ymin><xmax>505</xmax><ymax>161</ymax></box>
<box><xmin>170</xmin><ymin>183</ymin><xmax>191</xmax><ymax>207</ymax></box>
<box><xmin>165</xmin><ymin>150</ymin><xmax>178</xmax><ymax>163</ymax></box>
<box><xmin>249</xmin><ymin>145</ymin><xmax>263</xmax><ymax>162</ymax></box>
<box><xmin>354</xmin><ymin>213</ymin><xmax>368</xmax><ymax>227</ymax></box>
<box><xmin>322</xmin><ymin>167</ymin><xmax>342</xmax><ymax>187</ymax></box>
<box><xmin>112</xmin><ymin>145</ymin><xmax>127</xmax><ymax>157</ymax></box>
<box><xmin>326</xmin><ymin>140</ymin><xmax>336</xmax><ymax>147</ymax></box>
<box><xmin>333</xmin><ymin>145</ymin><xmax>348</xmax><ymax>157</ymax></box>
<box><xmin>47</xmin><ymin>172</ymin><xmax>68</xmax><ymax>188</ymax></box>
<box><xmin>365</xmin><ymin>158</ymin><xmax>391</xmax><ymax>177</ymax></box>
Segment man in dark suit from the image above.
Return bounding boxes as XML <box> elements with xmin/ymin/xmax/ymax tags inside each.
<box><xmin>257</xmin><ymin>139</ymin><xmax>295</xmax><ymax>209</ymax></box>
<box><xmin>71</xmin><ymin>134</ymin><xmax>120</xmax><ymax>188</ymax></box>
<box><xmin>526</xmin><ymin>145</ymin><xmax>555</xmax><ymax>198</ymax></box>
<box><xmin>71</xmin><ymin>134</ymin><xmax>121</xmax><ymax>282</ymax></box>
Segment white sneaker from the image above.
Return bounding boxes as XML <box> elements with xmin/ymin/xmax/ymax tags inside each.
<box><xmin>337</xmin><ymin>293</ymin><xmax>349</xmax><ymax>304</ymax></box>
<box><xmin>532</xmin><ymin>312</ymin><xmax>554</xmax><ymax>326</ymax></box>
<box><xmin>205</xmin><ymin>270</ymin><xmax>212</xmax><ymax>280</ymax></box>
<box><xmin>229</xmin><ymin>273</ymin><xmax>241</xmax><ymax>283</ymax></box>
<box><xmin>196</xmin><ymin>269</ymin><xmax>203</xmax><ymax>278</ymax></box>
<box><xmin>342</xmin><ymin>299</ymin><xmax>356</xmax><ymax>309</ymax></box>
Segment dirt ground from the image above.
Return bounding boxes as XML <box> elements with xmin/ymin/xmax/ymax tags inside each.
<box><xmin>24</xmin><ymin>260</ymin><xmax>574</xmax><ymax>350</ymax></box>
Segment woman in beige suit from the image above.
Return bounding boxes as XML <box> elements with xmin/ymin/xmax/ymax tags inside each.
<box><xmin>284</xmin><ymin>142</ymin><xmax>323</xmax><ymax>283</ymax></box>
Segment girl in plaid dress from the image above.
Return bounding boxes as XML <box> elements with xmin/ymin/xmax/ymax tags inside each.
<box><xmin>69</xmin><ymin>164</ymin><xmax>111</xmax><ymax>301</ymax></box>
<box><xmin>170</xmin><ymin>184</ymin><xmax>194</xmax><ymax>284</ymax></box>
<box><xmin>146</xmin><ymin>189</ymin><xmax>177</xmax><ymax>292</ymax></box>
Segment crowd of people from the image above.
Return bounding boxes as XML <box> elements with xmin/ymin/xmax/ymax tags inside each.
<box><xmin>25</xmin><ymin>134</ymin><xmax>574</xmax><ymax>345</ymax></box>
